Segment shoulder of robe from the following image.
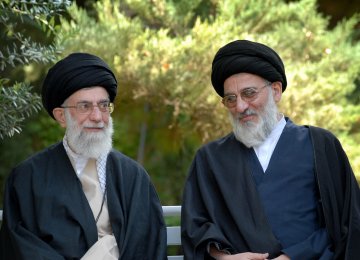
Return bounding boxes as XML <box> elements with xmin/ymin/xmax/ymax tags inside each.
<box><xmin>10</xmin><ymin>142</ymin><xmax>63</xmax><ymax>179</ymax></box>
<box><xmin>107</xmin><ymin>149</ymin><xmax>149</xmax><ymax>178</ymax></box>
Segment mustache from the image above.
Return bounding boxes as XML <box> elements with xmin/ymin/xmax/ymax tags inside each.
<box><xmin>234</xmin><ymin>109</ymin><xmax>257</xmax><ymax>120</ymax></box>
<box><xmin>82</xmin><ymin>123</ymin><xmax>105</xmax><ymax>128</ymax></box>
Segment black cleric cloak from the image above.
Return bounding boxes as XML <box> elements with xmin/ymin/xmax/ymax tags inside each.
<box><xmin>0</xmin><ymin>142</ymin><xmax>167</xmax><ymax>260</ymax></box>
<box><xmin>181</xmin><ymin>124</ymin><xmax>360</xmax><ymax>260</ymax></box>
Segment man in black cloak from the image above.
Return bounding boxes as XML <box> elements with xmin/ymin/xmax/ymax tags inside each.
<box><xmin>0</xmin><ymin>53</ymin><xmax>167</xmax><ymax>259</ymax></box>
<box><xmin>181</xmin><ymin>40</ymin><xmax>360</xmax><ymax>260</ymax></box>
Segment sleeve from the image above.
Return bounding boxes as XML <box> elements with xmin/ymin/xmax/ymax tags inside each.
<box><xmin>207</xmin><ymin>241</ymin><xmax>232</xmax><ymax>255</ymax></box>
<box><xmin>310</xmin><ymin>126</ymin><xmax>360</xmax><ymax>259</ymax></box>
<box><xmin>107</xmin><ymin>156</ymin><xmax>168</xmax><ymax>260</ymax></box>
<box><xmin>0</xmin><ymin>171</ymin><xmax>65</xmax><ymax>260</ymax></box>
<box><xmin>181</xmin><ymin>153</ymin><xmax>235</xmax><ymax>260</ymax></box>
<box><xmin>281</xmin><ymin>228</ymin><xmax>333</xmax><ymax>260</ymax></box>
<box><xmin>142</xmin><ymin>177</ymin><xmax>168</xmax><ymax>260</ymax></box>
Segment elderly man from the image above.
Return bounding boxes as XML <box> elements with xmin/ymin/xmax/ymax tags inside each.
<box><xmin>181</xmin><ymin>40</ymin><xmax>360</xmax><ymax>260</ymax></box>
<box><xmin>0</xmin><ymin>53</ymin><xmax>167</xmax><ymax>259</ymax></box>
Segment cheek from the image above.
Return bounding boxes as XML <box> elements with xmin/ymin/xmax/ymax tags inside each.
<box><xmin>73</xmin><ymin>114</ymin><xmax>88</xmax><ymax>127</ymax></box>
<box><xmin>252</xmin><ymin>97</ymin><xmax>268</xmax><ymax>112</ymax></box>
<box><xmin>229</xmin><ymin>108</ymin><xmax>238</xmax><ymax>116</ymax></box>
<box><xmin>102</xmin><ymin>114</ymin><xmax>110</xmax><ymax>124</ymax></box>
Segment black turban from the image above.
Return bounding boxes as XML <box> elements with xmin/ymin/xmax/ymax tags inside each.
<box><xmin>42</xmin><ymin>52</ymin><xmax>118</xmax><ymax>118</ymax></box>
<box><xmin>211</xmin><ymin>40</ymin><xmax>287</xmax><ymax>97</ymax></box>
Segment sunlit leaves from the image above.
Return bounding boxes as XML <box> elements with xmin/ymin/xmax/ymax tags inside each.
<box><xmin>0</xmin><ymin>83</ymin><xmax>42</xmax><ymax>139</ymax></box>
<box><xmin>0</xmin><ymin>0</ymin><xmax>70</xmax><ymax>139</ymax></box>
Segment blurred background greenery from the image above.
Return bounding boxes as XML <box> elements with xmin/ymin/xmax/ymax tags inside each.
<box><xmin>1</xmin><ymin>0</ymin><xmax>360</xmax><ymax>209</ymax></box>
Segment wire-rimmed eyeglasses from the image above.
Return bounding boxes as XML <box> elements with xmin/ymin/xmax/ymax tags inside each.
<box><xmin>61</xmin><ymin>101</ymin><xmax>114</xmax><ymax>114</ymax></box>
<box><xmin>222</xmin><ymin>82</ymin><xmax>272</xmax><ymax>108</ymax></box>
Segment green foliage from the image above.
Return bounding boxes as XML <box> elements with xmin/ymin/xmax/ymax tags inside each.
<box><xmin>0</xmin><ymin>82</ymin><xmax>42</xmax><ymax>138</ymax></box>
<box><xmin>0</xmin><ymin>0</ymin><xmax>70</xmax><ymax>139</ymax></box>
<box><xmin>0</xmin><ymin>0</ymin><xmax>70</xmax><ymax>68</ymax></box>
<box><xmin>56</xmin><ymin>0</ymin><xmax>360</xmax><ymax>192</ymax></box>
<box><xmin>120</xmin><ymin>0</ymin><xmax>216</xmax><ymax>35</ymax></box>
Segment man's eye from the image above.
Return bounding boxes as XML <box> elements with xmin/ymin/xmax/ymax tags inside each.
<box><xmin>226</xmin><ymin>95</ymin><xmax>236</xmax><ymax>102</ymax></box>
<box><xmin>99</xmin><ymin>102</ymin><xmax>109</xmax><ymax>109</ymax></box>
<box><xmin>242</xmin><ymin>89</ymin><xmax>257</xmax><ymax>97</ymax></box>
<box><xmin>78</xmin><ymin>103</ymin><xmax>91</xmax><ymax>110</ymax></box>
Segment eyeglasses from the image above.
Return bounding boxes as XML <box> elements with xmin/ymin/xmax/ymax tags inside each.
<box><xmin>61</xmin><ymin>101</ymin><xmax>114</xmax><ymax>114</ymax></box>
<box><xmin>222</xmin><ymin>82</ymin><xmax>272</xmax><ymax>108</ymax></box>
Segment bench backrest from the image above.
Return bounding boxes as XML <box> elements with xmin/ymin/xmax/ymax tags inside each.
<box><xmin>0</xmin><ymin>206</ymin><xmax>183</xmax><ymax>259</ymax></box>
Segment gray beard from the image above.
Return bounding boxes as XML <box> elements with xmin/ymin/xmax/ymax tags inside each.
<box><xmin>229</xmin><ymin>90</ymin><xmax>279</xmax><ymax>148</ymax></box>
<box><xmin>65</xmin><ymin>110</ymin><xmax>113</xmax><ymax>158</ymax></box>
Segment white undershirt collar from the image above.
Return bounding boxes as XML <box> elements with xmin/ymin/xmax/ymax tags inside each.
<box><xmin>253</xmin><ymin>115</ymin><xmax>286</xmax><ymax>172</ymax></box>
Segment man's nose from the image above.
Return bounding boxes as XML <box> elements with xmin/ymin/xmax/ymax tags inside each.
<box><xmin>88</xmin><ymin>106</ymin><xmax>102</xmax><ymax>121</ymax></box>
<box><xmin>234</xmin><ymin>97</ymin><xmax>249</xmax><ymax>113</ymax></box>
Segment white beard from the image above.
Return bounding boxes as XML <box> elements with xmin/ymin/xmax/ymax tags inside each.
<box><xmin>229</xmin><ymin>89</ymin><xmax>279</xmax><ymax>148</ymax></box>
<box><xmin>64</xmin><ymin>110</ymin><xmax>113</xmax><ymax>158</ymax></box>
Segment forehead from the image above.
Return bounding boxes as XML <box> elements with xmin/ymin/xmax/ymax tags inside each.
<box><xmin>67</xmin><ymin>86</ymin><xmax>109</xmax><ymax>102</ymax></box>
<box><xmin>224</xmin><ymin>73</ymin><xmax>265</xmax><ymax>92</ymax></box>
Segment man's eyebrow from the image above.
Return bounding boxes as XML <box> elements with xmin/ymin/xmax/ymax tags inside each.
<box><xmin>241</xmin><ymin>86</ymin><xmax>258</xmax><ymax>90</ymax></box>
<box><xmin>224</xmin><ymin>87</ymin><xmax>257</xmax><ymax>95</ymax></box>
<box><xmin>223</xmin><ymin>92</ymin><xmax>236</xmax><ymax>96</ymax></box>
<box><xmin>76</xmin><ymin>98</ymin><xmax>110</xmax><ymax>103</ymax></box>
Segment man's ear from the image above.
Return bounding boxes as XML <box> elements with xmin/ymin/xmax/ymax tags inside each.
<box><xmin>53</xmin><ymin>108</ymin><xmax>67</xmax><ymax>128</ymax></box>
<box><xmin>272</xmin><ymin>81</ymin><xmax>283</xmax><ymax>103</ymax></box>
